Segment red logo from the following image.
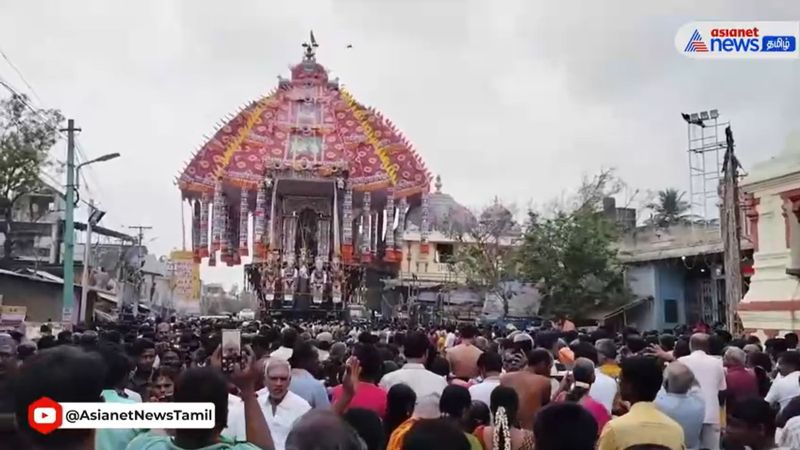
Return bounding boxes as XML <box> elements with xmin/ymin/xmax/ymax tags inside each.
<box><xmin>28</xmin><ymin>397</ymin><xmax>62</xmax><ymax>434</ymax></box>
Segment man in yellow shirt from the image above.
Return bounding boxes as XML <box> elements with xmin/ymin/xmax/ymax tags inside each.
<box><xmin>597</xmin><ymin>356</ymin><xmax>684</xmax><ymax>450</ymax></box>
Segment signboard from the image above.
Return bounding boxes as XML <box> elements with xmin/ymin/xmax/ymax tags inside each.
<box><xmin>169</xmin><ymin>250</ymin><xmax>201</xmax><ymax>314</ymax></box>
<box><xmin>61</xmin><ymin>305</ymin><xmax>73</xmax><ymax>324</ymax></box>
<box><xmin>0</xmin><ymin>305</ymin><xmax>27</xmax><ymax>330</ymax></box>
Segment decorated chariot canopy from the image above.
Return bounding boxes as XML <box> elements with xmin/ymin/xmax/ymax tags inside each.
<box><xmin>177</xmin><ymin>34</ymin><xmax>433</xmax><ymax>271</ymax></box>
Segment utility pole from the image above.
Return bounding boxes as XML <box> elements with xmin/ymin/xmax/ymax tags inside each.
<box><xmin>128</xmin><ymin>225</ymin><xmax>152</xmax><ymax>316</ymax></box>
<box><xmin>721</xmin><ymin>126</ymin><xmax>743</xmax><ymax>333</ymax></box>
<box><xmin>79</xmin><ymin>200</ymin><xmax>94</xmax><ymax>324</ymax></box>
<box><xmin>61</xmin><ymin>119</ymin><xmax>81</xmax><ymax>324</ymax></box>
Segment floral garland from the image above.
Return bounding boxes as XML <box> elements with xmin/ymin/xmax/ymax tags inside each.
<box><xmin>339</xmin><ymin>87</ymin><xmax>398</xmax><ymax>185</ymax></box>
<box><xmin>492</xmin><ymin>406</ymin><xmax>512</xmax><ymax>450</ymax></box>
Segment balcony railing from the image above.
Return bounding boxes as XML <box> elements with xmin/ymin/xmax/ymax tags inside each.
<box><xmin>398</xmin><ymin>263</ymin><xmax>466</xmax><ymax>283</ymax></box>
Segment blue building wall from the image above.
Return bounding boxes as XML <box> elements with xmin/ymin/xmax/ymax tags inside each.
<box><xmin>624</xmin><ymin>262</ymin><xmax>687</xmax><ymax>330</ymax></box>
<box><xmin>653</xmin><ymin>264</ymin><xmax>686</xmax><ymax>331</ymax></box>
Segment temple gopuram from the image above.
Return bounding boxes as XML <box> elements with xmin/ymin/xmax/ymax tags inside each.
<box><xmin>178</xmin><ymin>36</ymin><xmax>431</xmax><ymax>318</ymax></box>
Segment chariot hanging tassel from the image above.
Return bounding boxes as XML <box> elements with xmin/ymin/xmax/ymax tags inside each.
<box><xmin>199</xmin><ymin>196</ymin><xmax>209</xmax><ymax>258</ymax></box>
<box><xmin>253</xmin><ymin>182</ymin><xmax>266</xmax><ymax>257</ymax></box>
<box><xmin>220</xmin><ymin>197</ymin><xmax>230</xmax><ymax>261</ymax></box>
<box><xmin>361</xmin><ymin>191</ymin><xmax>372</xmax><ymax>262</ymax></box>
<box><xmin>342</xmin><ymin>186</ymin><xmax>354</xmax><ymax>263</ymax></box>
<box><xmin>192</xmin><ymin>199</ymin><xmax>201</xmax><ymax>263</ymax></box>
<box><xmin>239</xmin><ymin>188</ymin><xmax>250</xmax><ymax>257</ymax></box>
<box><xmin>211</xmin><ymin>179</ymin><xmax>223</xmax><ymax>253</ymax></box>
<box><xmin>420</xmin><ymin>190</ymin><xmax>430</xmax><ymax>254</ymax></box>
<box><xmin>384</xmin><ymin>190</ymin><xmax>400</xmax><ymax>262</ymax></box>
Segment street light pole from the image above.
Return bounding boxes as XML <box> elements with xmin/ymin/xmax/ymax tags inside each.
<box><xmin>59</xmin><ymin>118</ymin><xmax>120</xmax><ymax>325</ymax></box>
<box><xmin>61</xmin><ymin>119</ymin><xmax>80</xmax><ymax>324</ymax></box>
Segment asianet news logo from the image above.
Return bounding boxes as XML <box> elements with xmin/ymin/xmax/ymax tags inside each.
<box><xmin>676</xmin><ymin>21</ymin><xmax>800</xmax><ymax>59</ymax></box>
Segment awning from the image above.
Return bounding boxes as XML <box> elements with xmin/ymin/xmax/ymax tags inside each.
<box><xmin>96</xmin><ymin>291</ymin><xmax>118</xmax><ymax>304</ymax></box>
<box><xmin>94</xmin><ymin>309</ymin><xmax>116</xmax><ymax>322</ymax></box>
<box><xmin>589</xmin><ymin>297</ymin><xmax>652</xmax><ymax>320</ymax></box>
<box><xmin>414</xmin><ymin>291</ymin><xmax>440</xmax><ymax>303</ymax></box>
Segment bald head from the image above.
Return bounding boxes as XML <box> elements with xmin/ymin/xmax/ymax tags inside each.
<box><xmin>286</xmin><ymin>409</ymin><xmax>363</xmax><ymax>450</ymax></box>
<box><xmin>572</xmin><ymin>357</ymin><xmax>596</xmax><ymax>384</ymax></box>
<box><xmin>724</xmin><ymin>347</ymin><xmax>747</xmax><ymax>367</ymax></box>
<box><xmin>743</xmin><ymin>343</ymin><xmax>762</xmax><ymax>355</ymax></box>
<box><xmin>689</xmin><ymin>333</ymin><xmax>710</xmax><ymax>353</ymax></box>
<box><xmin>664</xmin><ymin>361</ymin><xmax>695</xmax><ymax>394</ymax></box>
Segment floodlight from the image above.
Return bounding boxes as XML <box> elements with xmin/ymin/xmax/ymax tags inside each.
<box><xmin>88</xmin><ymin>208</ymin><xmax>106</xmax><ymax>226</ymax></box>
<box><xmin>690</xmin><ymin>113</ymin><xmax>699</xmax><ymax>122</ymax></box>
<box><xmin>700</xmin><ymin>111</ymin><xmax>709</xmax><ymax>120</ymax></box>
<box><xmin>710</xmin><ymin>109</ymin><xmax>719</xmax><ymax>119</ymax></box>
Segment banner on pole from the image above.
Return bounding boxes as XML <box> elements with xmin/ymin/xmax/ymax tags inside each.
<box><xmin>169</xmin><ymin>251</ymin><xmax>201</xmax><ymax>314</ymax></box>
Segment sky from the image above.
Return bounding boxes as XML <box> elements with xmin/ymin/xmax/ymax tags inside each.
<box><xmin>1</xmin><ymin>0</ymin><xmax>799</xmax><ymax>288</ymax></box>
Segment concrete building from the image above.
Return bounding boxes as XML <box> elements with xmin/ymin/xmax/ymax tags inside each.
<box><xmin>0</xmin><ymin>268</ymin><xmax>111</xmax><ymax>324</ymax></box>
<box><xmin>614</xmin><ymin>224</ymin><xmax>753</xmax><ymax>331</ymax></box>
<box><xmin>739</xmin><ymin>132</ymin><xmax>800</xmax><ymax>336</ymax></box>
<box><xmin>384</xmin><ymin>176</ymin><xmax>535</xmax><ymax>322</ymax></box>
<box><xmin>0</xmin><ymin>184</ymin><xmax>64</xmax><ymax>263</ymax></box>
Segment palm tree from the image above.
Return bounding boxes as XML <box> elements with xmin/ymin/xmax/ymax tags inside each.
<box><xmin>647</xmin><ymin>188</ymin><xmax>691</xmax><ymax>227</ymax></box>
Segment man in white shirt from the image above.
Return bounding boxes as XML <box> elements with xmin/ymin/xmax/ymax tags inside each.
<box><xmin>270</xmin><ymin>328</ymin><xmax>299</xmax><ymax>361</ymax></box>
<box><xmin>225</xmin><ymin>359</ymin><xmax>311</xmax><ymax>450</ymax></box>
<box><xmin>445</xmin><ymin>326</ymin><xmax>457</xmax><ymax>349</ymax></box>
<box><xmin>469</xmin><ymin>351</ymin><xmax>503</xmax><ymax>406</ymax></box>
<box><xmin>678</xmin><ymin>333</ymin><xmax>726</xmax><ymax>450</ymax></box>
<box><xmin>765</xmin><ymin>350</ymin><xmax>800</xmax><ymax>411</ymax></box>
<box><xmin>379</xmin><ymin>330</ymin><xmax>447</xmax><ymax>418</ymax></box>
<box><xmin>315</xmin><ymin>332</ymin><xmax>333</xmax><ymax>362</ymax></box>
<box><xmin>590</xmin><ymin>369</ymin><xmax>618</xmax><ymax>415</ymax></box>
<box><xmin>590</xmin><ymin>338</ymin><xmax>619</xmax><ymax>414</ymax></box>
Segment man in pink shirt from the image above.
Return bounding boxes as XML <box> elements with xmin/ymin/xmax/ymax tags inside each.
<box><xmin>331</xmin><ymin>343</ymin><xmax>387</xmax><ymax>417</ymax></box>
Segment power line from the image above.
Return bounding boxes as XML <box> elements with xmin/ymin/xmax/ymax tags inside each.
<box><xmin>0</xmin><ymin>46</ymin><xmax>44</xmax><ymax>105</ymax></box>
<box><xmin>0</xmin><ymin>74</ymin><xmax>69</xmax><ymax>144</ymax></box>
<box><xmin>0</xmin><ymin>64</ymin><xmax>125</xmax><ymax>239</ymax></box>
<box><xmin>0</xmin><ymin>72</ymin><xmax>99</xmax><ymax>203</ymax></box>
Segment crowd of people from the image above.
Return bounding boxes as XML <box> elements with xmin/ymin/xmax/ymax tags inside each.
<box><xmin>2</xmin><ymin>316</ymin><xmax>800</xmax><ymax>450</ymax></box>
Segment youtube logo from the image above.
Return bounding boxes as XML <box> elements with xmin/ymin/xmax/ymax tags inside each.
<box><xmin>28</xmin><ymin>397</ymin><xmax>62</xmax><ymax>434</ymax></box>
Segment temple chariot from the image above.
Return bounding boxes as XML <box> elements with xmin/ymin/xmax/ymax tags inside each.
<box><xmin>178</xmin><ymin>36</ymin><xmax>432</xmax><ymax>318</ymax></box>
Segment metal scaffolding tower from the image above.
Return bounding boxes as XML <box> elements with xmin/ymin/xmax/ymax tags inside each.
<box><xmin>682</xmin><ymin>109</ymin><xmax>729</xmax><ymax>225</ymax></box>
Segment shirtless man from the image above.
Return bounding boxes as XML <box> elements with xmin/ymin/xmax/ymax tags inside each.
<box><xmin>500</xmin><ymin>348</ymin><xmax>553</xmax><ymax>430</ymax></box>
<box><xmin>446</xmin><ymin>325</ymin><xmax>483</xmax><ymax>380</ymax></box>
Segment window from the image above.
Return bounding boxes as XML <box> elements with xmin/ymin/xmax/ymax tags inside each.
<box><xmin>664</xmin><ymin>299</ymin><xmax>679</xmax><ymax>324</ymax></box>
<box><xmin>436</xmin><ymin>243</ymin><xmax>454</xmax><ymax>263</ymax></box>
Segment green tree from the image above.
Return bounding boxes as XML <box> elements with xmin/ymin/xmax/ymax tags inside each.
<box><xmin>0</xmin><ymin>93</ymin><xmax>63</xmax><ymax>259</ymax></box>
<box><xmin>450</xmin><ymin>200</ymin><xmax>520</xmax><ymax>317</ymax></box>
<box><xmin>646</xmin><ymin>188</ymin><xmax>691</xmax><ymax>227</ymax></box>
<box><xmin>517</xmin><ymin>170</ymin><xmax>630</xmax><ymax>319</ymax></box>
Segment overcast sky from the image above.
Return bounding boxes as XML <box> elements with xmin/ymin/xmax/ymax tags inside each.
<box><xmin>1</xmin><ymin>0</ymin><xmax>799</xmax><ymax>287</ymax></box>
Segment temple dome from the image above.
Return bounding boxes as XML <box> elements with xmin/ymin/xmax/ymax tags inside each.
<box><xmin>478</xmin><ymin>197</ymin><xmax>520</xmax><ymax>236</ymax></box>
<box><xmin>406</xmin><ymin>175</ymin><xmax>476</xmax><ymax>235</ymax></box>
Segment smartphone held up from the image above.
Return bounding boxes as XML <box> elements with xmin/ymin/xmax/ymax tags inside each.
<box><xmin>221</xmin><ymin>329</ymin><xmax>242</xmax><ymax>374</ymax></box>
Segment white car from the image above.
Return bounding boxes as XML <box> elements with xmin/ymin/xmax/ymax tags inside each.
<box><xmin>237</xmin><ymin>309</ymin><xmax>256</xmax><ymax>321</ymax></box>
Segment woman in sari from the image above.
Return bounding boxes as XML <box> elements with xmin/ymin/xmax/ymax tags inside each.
<box><xmin>473</xmin><ymin>386</ymin><xmax>534</xmax><ymax>450</ymax></box>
